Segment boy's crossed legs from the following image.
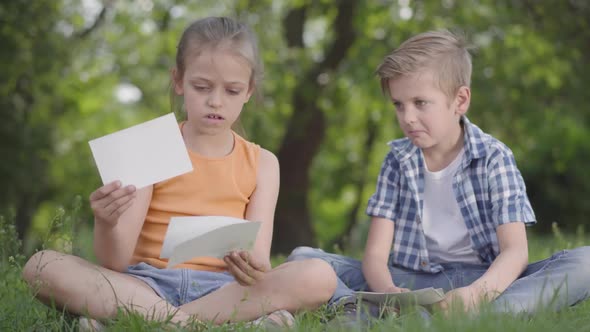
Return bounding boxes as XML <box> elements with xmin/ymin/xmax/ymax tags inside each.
<box><xmin>287</xmin><ymin>246</ymin><xmax>590</xmax><ymax>314</ymax></box>
<box><xmin>22</xmin><ymin>249</ymin><xmax>337</xmax><ymax>325</ymax></box>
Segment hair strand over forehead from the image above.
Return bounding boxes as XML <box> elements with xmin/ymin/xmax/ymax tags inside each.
<box><xmin>175</xmin><ymin>17</ymin><xmax>263</xmax><ymax>90</ymax></box>
<box><xmin>376</xmin><ymin>29</ymin><xmax>473</xmax><ymax>99</ymax></box>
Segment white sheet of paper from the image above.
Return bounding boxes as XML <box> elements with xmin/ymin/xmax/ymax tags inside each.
<box><xmin>355</xmin><ymin>287</ymin><xmax>445</xmax><ymax>307</ymax></box>
<box><xmin>88</xmin><ymin>113</ymin><xmax>192</xmax><ymax>189</ymax></box>
<box><xmin>160</xmin><ymin>216</ymin><xmax>261</xmax><ymax>268</ymax></box>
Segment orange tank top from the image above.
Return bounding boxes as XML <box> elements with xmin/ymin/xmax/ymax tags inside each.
<box><xmin>131</xmin><ymin>129</ymin><xmax>260</xmax><ymax>271</ymax></box>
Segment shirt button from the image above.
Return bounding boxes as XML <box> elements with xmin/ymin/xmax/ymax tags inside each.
<box><xmin>421</xmin><ymin>261</ymin><xmax>428</xmax><ymax>267</ymax></box>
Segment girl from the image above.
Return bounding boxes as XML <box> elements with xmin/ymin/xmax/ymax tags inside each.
<box><xmin>23</xmin><ymin>17</ymin><xmax>337</xmax><ymax>328</ymax></box>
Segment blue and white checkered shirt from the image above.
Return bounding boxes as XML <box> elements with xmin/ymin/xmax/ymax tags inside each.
<box><xmin>366</xmin><ymin>116</ymin><xmax>536</xmax><ymax>273</ymax></box>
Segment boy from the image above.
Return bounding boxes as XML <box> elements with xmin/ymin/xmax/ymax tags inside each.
<box><xmin>288</xmin><ymin>30</ymin><xmax>590</xmax><ymax>315</ymax></box>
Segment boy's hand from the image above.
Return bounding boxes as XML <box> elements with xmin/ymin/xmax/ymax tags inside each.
<box><xmin>224</xmin><ymin>251</ymin><xmax>268</xmax><ymax>286</ymax></box>
<box><xmin>90</xmin><ymin>181</ymin><xmax>137</xmax><ymax>227</ymax></box>
<box><xmin>436</xmin><ymin>285</ymin><xmax>485</xmax><ymax>313</ymax></box>
<box><xmin>384</xmin><ymin>285</ymin><xmax>411</xmax><ymax>293</ymax></box>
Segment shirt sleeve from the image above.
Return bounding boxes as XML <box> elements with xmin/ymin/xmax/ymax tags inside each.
<box><xmin>487</xmin><ymin>146</ymin><xmax>536</xmax><ymax>227</ymax></box>
<box><xmin>366</xmin><ymin>150</ymin><xmax>400</xmax><ymax>221</ymax></box>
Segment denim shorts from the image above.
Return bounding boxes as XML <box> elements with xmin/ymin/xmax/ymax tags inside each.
<box><xmin>126</xmin><ymin>262</ymin><xmax>235</xmax><ymax>307</ymax></box>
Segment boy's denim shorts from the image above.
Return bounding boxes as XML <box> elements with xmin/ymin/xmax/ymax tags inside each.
<box><xmin>126</xmin><ymin>262</ymin><xmax>235</xmax><ymax>307</ymax></box>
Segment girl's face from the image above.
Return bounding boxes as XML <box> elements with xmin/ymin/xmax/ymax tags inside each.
<box><xmin>173</xmin><ymin>48</ymin><xmax>253</xmax><ymax>135</ymax></box>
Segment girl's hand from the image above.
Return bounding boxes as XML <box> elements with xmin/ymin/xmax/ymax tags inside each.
<box><xmin>224</xmin><ymin>251</ymin><xmax>268</xmax><ymax>286</ymax></box>
<box><xmin>89</xmin><ymin>181</ymin><xmax>137</xmax><ymax>227</ymax></box>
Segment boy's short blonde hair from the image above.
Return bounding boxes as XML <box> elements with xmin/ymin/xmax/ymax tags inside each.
<box><xmin>377</xmin><ymin>30</ymin><xmax>472</xmax><ymax>99</ymax></box>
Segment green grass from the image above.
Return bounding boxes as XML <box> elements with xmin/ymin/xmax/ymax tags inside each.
<box><xmin>1</xmin><ymin>212</ymin><xmax>589</xmax><ymax>331</ymax></box>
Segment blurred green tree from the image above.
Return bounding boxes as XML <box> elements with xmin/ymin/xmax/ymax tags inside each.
<box><xmin>1</xmin><ymin>0</ymin><xmax>588</xmax><ymax>255</ymax></box>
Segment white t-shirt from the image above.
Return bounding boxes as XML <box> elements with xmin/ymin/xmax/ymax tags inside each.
<box><xmin>422</xmin><ymin>148</ymin><xmax>481</xmax><ymax>264</ymax></box>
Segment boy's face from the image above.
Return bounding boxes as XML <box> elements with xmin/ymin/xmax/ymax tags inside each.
<box><xmin>388</xmin><ymin>70</ymin><xmax>470</xmax><ymax>155</ymax></box>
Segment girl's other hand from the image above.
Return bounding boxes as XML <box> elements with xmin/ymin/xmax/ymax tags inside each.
<box><xmin>89</xmin><ymin>181</ymin><xmax>137</xmax><ymax>227</ymax></box>
<box><xmin>224</xmin><ymin>251</ymin><xmax>268</xmax><ymax>286</ymax></box>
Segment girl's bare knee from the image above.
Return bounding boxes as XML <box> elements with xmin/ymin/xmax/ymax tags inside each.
<box><xmin>307</xmin><ymin>258</ymin><xmax>337</xmax><ymax>294</ymax></box>
<box><xmin>23</xmin><ymin>250</ymin><xmax>59</xmax><ymax>284</ymax></box>
<box><xmin>22</xmin><ymin>250</ymin><xmax>80</xmax><ymax>294</ymax></box>
<box><xmin>290</xmin><ymin>258</ymin><xmax>336</xmax><ymax>307</ymax></box>
<box><xmin>22</xmin><ymin>250</ymin><xmax>122</xmax><ymax>318</ymax></box>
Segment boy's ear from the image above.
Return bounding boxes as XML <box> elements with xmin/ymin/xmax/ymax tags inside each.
<box><xmin>454</xmin><ymin>86</ymin><xmax>471</xmax><ymax>116</ymax></box>
<box><xmin>171</xmin><ymin>68</ymin><xmax>184</xmax><ymax>95</ymax></box>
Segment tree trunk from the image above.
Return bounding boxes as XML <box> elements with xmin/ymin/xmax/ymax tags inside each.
<box><xmin>331</xmin><ymin>116</ymin><xmax>379</xmax><ymax>250</ymax></box>
<box><xmin>273</xmin><ymin>1</ymin><xmax>358</xmax><ymax>254</ymax></box>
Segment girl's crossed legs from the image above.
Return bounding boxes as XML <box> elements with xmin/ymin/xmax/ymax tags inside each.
<box><xmin>23</xmin><ymin>249</ymin><xmax>337</xmax><ymax>324</ymax></box>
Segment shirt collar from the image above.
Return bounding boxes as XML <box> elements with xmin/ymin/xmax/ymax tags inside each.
<box><xmin>461</xmin><ymin>115</ymin><xmax>488</xmax><ymax>161</ymax></box>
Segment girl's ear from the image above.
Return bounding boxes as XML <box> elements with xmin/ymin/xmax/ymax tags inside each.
<box><xmin>245</xmin><ymin>89</ymin><xmax>253</xmax><ymax>103</ymax></box>
<box><xmin>171</xmin><ymin>68</ymin><xmax>184</xmax><ymax>95</ymax></box>
<box><xmin>244</xmin><ymin>81</ymin><xmax>255</xmax><ymax>103</ymax></box>
<box><xmin>454</xmin><ymin>86</ymin><xmax>470</xmax><ymax>116</ymax></box>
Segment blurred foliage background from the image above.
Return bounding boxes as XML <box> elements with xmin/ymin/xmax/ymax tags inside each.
<box><xmin>1</xmin><ymin>0</ymin><xmax>589</xmax><ymax>256</ymax></box>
